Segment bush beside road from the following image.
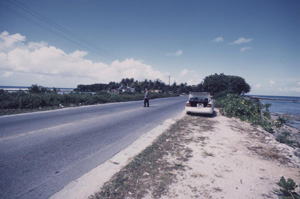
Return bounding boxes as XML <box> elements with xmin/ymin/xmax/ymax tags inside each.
<box><xmin>215</xmin><ymin>94</ymin><xmax>300</xmax><ymax>150</ymax></box>
<box><xmin>0</xmin><ymin>90</ymin><xmax>176</xmax><ymax>115</ymax></box>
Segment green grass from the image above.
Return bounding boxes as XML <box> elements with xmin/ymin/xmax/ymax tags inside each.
<box><xmin>0</xmin><ymin>91</ymin><xmax>177</xmax><ymax>116</ymax></box>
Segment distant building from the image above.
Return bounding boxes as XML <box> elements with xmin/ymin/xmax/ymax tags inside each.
<box><xmin>56</xmin><ymin>88</ymin><xmax>74</xmax><ymax>94</ymax></box>
<box><xmin>108</xmin><ymin>89</ymin><xmax>119</xmax><ymax>94</ymax></box>
<box><xmin>118</xmin><ymin>85</ymin><xmax>135</xmax><ymax>93</ymax></box>
<box><xmin>149</xmin><ymin>89</ymin><xmax>162</xmax><ymax>93</ymax></box>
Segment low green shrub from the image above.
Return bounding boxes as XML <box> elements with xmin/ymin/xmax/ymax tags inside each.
<box><xmin>275</xmin><ymin>176</ymin><xmax>300</xmax><ymax>199</ymax></box>
<box><xmin>276</xmin><ymin>132</ymin><xmax>300</xmax><ymax>148</ymax></box>
<box><xmin>216</xmin><ymin>94</ymin><xmax>273</xmax><ymax>133</ymax></box>
<box><xmin>274</xmin><ymin>116</ymin><xmax>288</xmax><ymax>128</ymax></box>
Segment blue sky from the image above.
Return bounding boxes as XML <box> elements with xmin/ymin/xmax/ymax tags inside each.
<box><xmin>0</xmin><ymin>0</ymin><xmax>299</xmax><ymax>96</ymax></box>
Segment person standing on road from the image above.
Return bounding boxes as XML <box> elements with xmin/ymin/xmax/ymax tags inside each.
<box><xmin>144</xmin><ymin>88</ymin><xmax>149</xmax><ymax>107</ymax></box>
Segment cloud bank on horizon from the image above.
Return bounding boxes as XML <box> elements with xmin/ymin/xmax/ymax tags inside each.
<box><xmin>0</xmin><ymin>31</ymin><xmax>169</xmax><ymax>87</ymax></box>
<box><xmin>0</xmin><ymin>31</ymin><xmax>299</xmax><ymax>96</ymax></box>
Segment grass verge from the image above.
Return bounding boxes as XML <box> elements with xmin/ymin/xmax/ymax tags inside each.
<box><xmin>0</xmin><ymin>92</ymin><xmax>177</xmax><ymax>116</ymax></box>
<box><xmin>89</xmin><ymin>116</ymin><xmax>216</xmax><ymax>199</ymax></box>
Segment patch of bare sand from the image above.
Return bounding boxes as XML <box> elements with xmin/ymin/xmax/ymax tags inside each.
<box><xmin>90</xmin><ymin>111</ymin><xmax>300</xmax><ymax>199</ymax></box>
<box><xmin>160</xmin><ymin>113</ymin><xmax>300</xmax><ymax>199</ymax></box>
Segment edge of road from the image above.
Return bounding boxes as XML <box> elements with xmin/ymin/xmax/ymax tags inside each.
<box><xmin>0</xmin><ymin>96</ymin><xmax>183</xmax><ymax>119</ymax></box>
<box><xmin>49</xmin><ymin>110</ymin><xmax>186</xmax><ymax>199</ymax></box>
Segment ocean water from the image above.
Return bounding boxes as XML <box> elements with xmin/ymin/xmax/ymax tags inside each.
<box><xmin>255</xmin><ymin>95</ymin><xmax>300</xmax><ymax>130</ymax></box>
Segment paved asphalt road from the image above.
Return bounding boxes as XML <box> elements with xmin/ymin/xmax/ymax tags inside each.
<box><xmin>0</xmin><ymin>96</ymin><xmax>187</xmax><ymax>199</ymax></box>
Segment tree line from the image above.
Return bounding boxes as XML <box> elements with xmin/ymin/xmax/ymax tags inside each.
<box><xmin>75</xmin><ymin>78</ymin><xmax>199</xmax><ymax>94</ymax></box>
<box><xmin>0</xmin><ymin>73</ymin><xmax>251</xmax><ymax>113</ymax></box>
<box><xmin>75</xmin><ymin>73</ymin><xmax>251</xmax><ymax>96</ymax></box>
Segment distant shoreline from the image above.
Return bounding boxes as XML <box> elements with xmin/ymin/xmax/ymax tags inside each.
<box><xmin>0</xmin><ymin>85</ymin><xmax>75</xmax><ymax>89</ymax></box>
<box><xmin>248</xmin><ymin>95</ymin><xmax>300</xmax><ymax>103</ymax></box>
<box><xmin>251</xmin><ymin>95</ymin><xmax>300</xmax><ymax>130</ymax></box>
<box><xmin>271</xmin><ymin>112</ymin><xmax>300</xmax><ymax>130</ymax></box>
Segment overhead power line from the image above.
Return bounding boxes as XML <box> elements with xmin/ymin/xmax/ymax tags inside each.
<box><xmin>6</xmin><ymin>0</ymin><xmax>113</xmax><ymax>59</ymax></box>
<box><xmin>0</xmin><ymin>33</ymin><xmax>26</xmax><ymax>43</ymax></box>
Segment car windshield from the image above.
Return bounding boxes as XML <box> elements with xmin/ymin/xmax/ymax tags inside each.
<box><xmin>188</xmin><ymin>92</ymin><xmax>211</xmax><ymax>101</ymax></box>
<box><xmin>189</xmin><ymin>97</ymin><xmax>207</xmax><ymax>102</ymax></box>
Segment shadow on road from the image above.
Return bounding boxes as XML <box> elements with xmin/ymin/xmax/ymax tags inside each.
<box><xmin>142</xmin><ymin>105</ymin><xmax>159</xmax><ymax>108</ymax></box>
<box><xmin>186</xmin><ymin>111</ymin><xmax>217</xmax><ymax>118</ymax></box>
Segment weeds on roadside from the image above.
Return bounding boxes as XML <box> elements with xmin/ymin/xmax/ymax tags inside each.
<box><xmin>90</xmin><ymin>118</ymin><xmax>195</xmax><ymax>199</ymax></box>
<box><xmin>276</xmin><ymin>132</ymin><xmax>300</xmax><ymax>148</ymax></box>
<box><xmin>274</xmin><ymin>117</ymin><xmax>288</xmax><ymax>128</ymax></box>
<box><xmin>275</xmin><ymin>176</ymin><xmax>300</xmax><ymax>199</ymax></box>
<box><xmin>216</xmin><ymin>94</ymin><xmax>274</xmax><ymax>133</ymax></box>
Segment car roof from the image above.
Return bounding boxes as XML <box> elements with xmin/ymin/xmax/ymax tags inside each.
<box><xmin>189</xmin><ymin>92</ymin><xmax>211</xmax><ymax>98</ymax></box>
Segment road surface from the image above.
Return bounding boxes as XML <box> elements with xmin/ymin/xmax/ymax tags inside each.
<box><xmin>0</xmin><ymin>96</ymin><xmax>186</xmax><ymax>199</ymax></box>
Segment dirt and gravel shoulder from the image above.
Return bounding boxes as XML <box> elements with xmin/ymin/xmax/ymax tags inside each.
<box><xmin>89</xmin><ymin>111</ymin><xmax>300</xmax><ymax>199</ymax></box>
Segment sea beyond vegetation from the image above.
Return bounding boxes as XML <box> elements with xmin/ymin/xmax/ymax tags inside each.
<box><xmin>255</xmin><ymin>95</ymin><xmax>300</xmax><ymax>130</ymax></box>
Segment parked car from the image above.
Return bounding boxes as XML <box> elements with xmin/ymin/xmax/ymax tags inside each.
<box><xmin>185</xmin><ymin>92</ymin><xmax>214</xmax><ymax>115</ymax></box>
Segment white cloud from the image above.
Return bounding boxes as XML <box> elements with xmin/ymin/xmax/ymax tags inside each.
<box><xmin>240</xmin><ymin>47</ymin><xmax>252</xmax><ymax>52</ymax></box>
<box><xmin>2</xmin><ymin>71</ymin><xmax>13</xmax><ymax>77</ymax></box>
<box><xmin>0</xmin><ymin>31</ymin><xmax>167</xmax><ymax>86</ymax></box>
<box><xmin>289</xmin><ymin>87</ymin><xmax>300</xmax><ymax>93</ymax></box>
<box><xmin>279</xmin><ymin>86</ymin><xmax>300</xmax><ymax>93</ymax></box>
<box><xmin>0</xmin><ymin>31</ymin><xmax>26</xmax><ymax>50</ymax></box>
<box><xmin>231</xmin><ymin>37</ymin><xmax>253</xmax><ymax>45</ymax></box>
<box><xmin>279</xmin><ymin>81</ymin><xmax>300</xmax><ymax>93</ymax></box>
<box><xmin>213</xmin><ymin>36</ymin><xmax>224</xmax><ymax>42</ymax></box>
<box><xmin>179</xmin><ymin>69</ymin><xmax>190</xmax><ymax>76</ymax></box>
<box><xmin>250</xmin><ymin>79</ymin><xmax>300</xmax><ymax>96</ymax></box>
<box><xmin>269</xmin><ymin>80</ymin><xmax>276</xmax><ymax>86</ymax></box>
<box><xmin>166</xmin><ymin>50</ymin><xmax>183</xmax><ymax>57</ymax></box>
<box><xmin>177</xmin><ymin>68</ymin><xmax>202</xmax><ymax>85</ymax></box>
<box><xmin>254</xmin><ymin>83</ymin><xmax>261</xmax><ymax>89</ymax></box>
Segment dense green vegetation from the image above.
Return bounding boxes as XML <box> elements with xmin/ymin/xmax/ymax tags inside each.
<box><xmin>75</xmin><ymin>74</ymin><xmax>251</xmax><ymax>96</ymax></box>
<box><xmin>210</xmin><ymin>74</ymin><xmax>300</xmax><ymax>149</ymax></box>
<box><xmin>2</xmin><ymin>78</ymin><xmax>195</xmax><ymax>115</ymax></box>
<box><xmin>0</xmin><ymin>87</ymin><xmax>175</xmax><ymax>115</ymax></box>
<box><xmin>215</xmin><ymin>94</ymin><xmax>274</xmax><ymax>133</ymax></box>
<box><xmin>76</xmin><ymin>78</ymin><xmax>201</xmax><ymax>94</ymax></box>
<box><xmin>201</xmin><ymin>74</ymin><xmax>277</xmax><ymax>133</ymax></box>
<box><xmin>203</xmin><ymin>73</ymin><xmax>250</xmax><ymax>96</ymax></box>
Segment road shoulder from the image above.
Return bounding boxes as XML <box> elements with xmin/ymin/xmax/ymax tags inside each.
<box><xmin>89</xmin><ymin>111</ymin><xmax>300</xmax><ymax>199</ymax></box>
<box><xmin>50</xmin><ymin>111</ymin><xmax>185</xmax><ymax>199</ymax></box>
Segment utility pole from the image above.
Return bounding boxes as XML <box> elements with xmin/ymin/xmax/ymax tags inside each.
<box><xmin>168</xmin><ymin>75</ymin><xmax>171</xmax><ymax>86</ymax></box>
